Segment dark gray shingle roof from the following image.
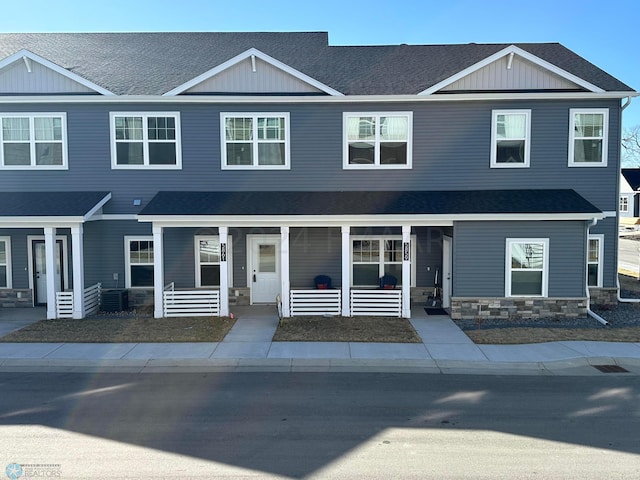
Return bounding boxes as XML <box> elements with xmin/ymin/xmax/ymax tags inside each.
<box><xmin>0</xmin><ymin>192</ymin><xmax>110</xmax><ymax>217</ymax></box>
<box><xmin>0</xmin><ymin>32</ymin><xmax>633</xmax><ymax>95</ymax></box>
<box><xmin>621</xmin><ymin>169</ymin><xmax>640</xmax><ymax>191</ymax></box>
<box><xmin>139</xmin><ymin>190</ymin><xmax>601</xmax><ymax>216</ymax></box>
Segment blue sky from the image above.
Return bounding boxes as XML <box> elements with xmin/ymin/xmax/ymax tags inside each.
<box><xmin>1</xmin><ymin>0</ymin><xmax>638</xmax><ymax>128</ymax></box>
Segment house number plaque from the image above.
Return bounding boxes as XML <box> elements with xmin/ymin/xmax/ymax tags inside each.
<box><xmin>403</xmin><ymin>242</ymin><xmax>410</xmax><ymax>261</ymax></box>
<box><xmin>220</xmin><ymin>243</ymin><xmax>227</xmax><ymax>262</ymax></box>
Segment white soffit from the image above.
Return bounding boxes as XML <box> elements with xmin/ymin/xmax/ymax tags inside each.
<box><xmin>0</xmin><ymin>49</ymin><xmax>114</xmax><ymax>96</ymax></box>
<box><xmin>163</xmin><ymin>47</ymin><xmax>344</xmax><ymax>96</ymax></box>
<box><xmin>420</xmin><ymin>45</ymin><xmax>605</xmax><ymax>95</ymax></box>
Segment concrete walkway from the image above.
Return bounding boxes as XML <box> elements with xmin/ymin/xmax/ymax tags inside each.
<box><xmin>0</xmin><ymin>306</ymin><xmax>639</xmax><ymax>375</ymax></box>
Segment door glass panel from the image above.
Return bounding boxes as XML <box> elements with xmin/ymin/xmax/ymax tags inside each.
<box><xmin>258</xmin><ymin>244</ymin><xmax>276</xmax><ymax>272</ymax></box>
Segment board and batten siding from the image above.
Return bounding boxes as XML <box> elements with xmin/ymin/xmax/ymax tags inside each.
<box><xmin>0</xmin><ymin>60</ymin><xmax>96</xmax><ymax>94</ymax></box>
<box><xmin>0</xmin><ymin>99</ymin><xmax>620</xmax><ymax>215</ymax></box>
<box><xmin>453</xmin><ymin>220</ymin><xmax>587</xmax><ymax>298</ymax></box>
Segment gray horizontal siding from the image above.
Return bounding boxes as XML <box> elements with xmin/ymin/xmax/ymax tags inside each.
<box><xmin>453</xmin><ymin>220</ymin><xmax>587</xmax><ymax>298</ymax></box>
<box><xmin>0</xmin><ymin>99</ymin><xmax>619</xmax><ymax>214</ymax></box>
<box><xmin>589</xmin><ymin>217</ymin><xmax>618</xmax><ymax>288</ymax></box>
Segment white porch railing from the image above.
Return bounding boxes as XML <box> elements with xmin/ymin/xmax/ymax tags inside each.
<box><xmin>55</xmin><ymin>282</ymin><xmax>102</xmax><ymax>319</ymax></box>
<box><xmin>350</xmin><ymin>289</ymin><xmax>402</xmax><ymax>317</ymax></box>
<box><xmin>290</xmin><ymin>289</ymin><xmax>341</xmax><ymax>316</ymax></box>
<box><xmin>163</xmin><ymin>289</ymin><xmax>220</xmax><ymax>317</ymax></box>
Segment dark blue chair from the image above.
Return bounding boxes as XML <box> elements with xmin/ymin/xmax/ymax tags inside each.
<box><xmin>314</xmin><ymin>275</ymin><xmax>332</xmax><ymax>289</ymax></box>
<box><xmin>379</xmin><ymin>274</ymin><xmax>397</xmax><ymax>289</ymax></box>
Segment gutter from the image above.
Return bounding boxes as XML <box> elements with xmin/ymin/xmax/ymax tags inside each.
<box><xmin>587</xmin><ymin>217</ymin><xmax>609</xmax><ymax>325</ymax></box>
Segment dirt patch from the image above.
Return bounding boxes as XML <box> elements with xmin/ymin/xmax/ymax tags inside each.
<box><xmin>462</xmin><ymin>326</ymin><xmax>640</xmax><ymax>344</ymax></box>
<box><xmin>0</xmin><ymin>315</ymin><xmax>236</xmax><ymax>343</ymax></box>
<box><xmin>273</xmin><ymin>316</ymin><xmax>421</xmax><ymax>343</ymax></box>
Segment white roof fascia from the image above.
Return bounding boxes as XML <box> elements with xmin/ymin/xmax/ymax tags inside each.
<box><xmin>0</xmin><ymin>217</ymin><xmax>85</xmax><ymax>228</ymax></box>
<box><xmin>1</xmin><ymin>91</ymin><xmax>635</xmax><ymax>105</ymax></box>
<box><xmin>83</xmin><ymin>193</ymin><xmax>112</xmax><ymax>221</ymax></box>
<box><xmin>0</xmin><ymin>49</ymin><xmax>115</xmax><ymax>96</ymax></box>
<box><xmin>419</xmin><ymin>45</ymin><xmax>605</xmax><ymax>95</ymax></box>
<box><xmin>137</xmin><ymin>212</ymin><xmax>603</xmax><ymax>228</ymax></box>
<box><xmin>163</xmin><ymin>47</ymin><xmax>344</xmax><ymax>96</ymax></box>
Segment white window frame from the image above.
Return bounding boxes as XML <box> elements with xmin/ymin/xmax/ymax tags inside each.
<box><xmin>0</xmin><ymin>237</ymin><xmax>12</xmax><ymax>288</ymax></box>
<box><xmin>110</xmin><ymin>112</ymin><xmax>182</xmax><ymax>169</ymax></box>
<box><xmin>505</xmin><ymin>238</ymin><xmax>549</xmax><ymax>297</ymax></box>
<box><xmin>194</xmin><ymin>235</ymin><xmax>234</xmax><ymax>288</ymax></box>
<box><xmin>343</xmin><ymin>112</ymin><xmax>413</xmax><ymax>169</ymax></box>
<box><xmin>568</xmin><ymin>108</ymin><xmax>608</xmax><ymax>167</ymax></box>
<box><xmin>350</xmin><ymin>235</ymin><xmax>416</xmax><ymax>287</ymax></box>
<box><xmin>490</xmin><ymin>109</ymin><xmax>531</xmax><ymax>168</ymax></box>
<box><xmin>620</xmin><ymin>196</ymin><xmax>629</xmax><ymax>213</ymax></box>
<box><xmin>0</xmin><ymin>113</ymin><xmax>68</xmax><ymax>170</ymax></box>
<box><xmin>220</xmin><ymin>112</ymin><xmax>291</xmax><ymax>170</ymax></box>
<box><xmin>124</xmin><ymin>236</ymin><xmax>154</xmax><ymax>289</ymax></box>
<box><xmin>587</xmin><ymin>234</ymin><xmax>604</xmax><ymax>288</ymax></box>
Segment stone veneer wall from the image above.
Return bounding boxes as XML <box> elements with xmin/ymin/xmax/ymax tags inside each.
<box><xmin>0</xmin><ymin>289</ymin><xmax>33</xmax><ymax>308</ymax></box>
<box><xmin>588</xmin><ymin>288</ymin><xmax>618</xmax><ymax>306</ymax></box>
<box><xmin>450</xmin><ymin>297</ymin><xmax>588</xmax><ymax>321</ymax></box>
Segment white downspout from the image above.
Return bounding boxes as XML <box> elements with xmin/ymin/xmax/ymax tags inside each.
<box><xmin>586</xmin><ymin>217</ymin><xmax>608</xmax><ymax>325</ymax></box>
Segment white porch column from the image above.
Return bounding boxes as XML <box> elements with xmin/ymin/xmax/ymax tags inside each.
<box><xmin>44</xmin><ymin>227</ymin><xmax>57</xmax><ymax>319</ymax></box>
<box><xmin>153</xmin><ymin>225</ymin><xmax>164</xmax><ymax>318</ymax></box>
<box><xmin>402</xmin><ymin>225</ymin><xmax>411</xmax><ymax>319</ymax></box>
<box><xmin>280</xmin><ymin>226</ymin><xmax>290</xmax><ymax>317</ymax></box>
<box><xmin>71</xmin><ymin>224</ymin><xmax>85</xmax><ymax>319</ymax></box>
<box><xmin>341</xmin><ymin>225</ymin><xmax>351</xmax><ymax>317</ymax></box>
<box><xmin>219</xmin><ymin>227</ymin><xmax>229</xmax><ymax>317</ymax></box>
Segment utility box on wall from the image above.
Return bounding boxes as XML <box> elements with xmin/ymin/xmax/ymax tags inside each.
<box><xmin>101</xmin><ymin>289</ymin><xmax>129</xmax><ymax>312</ymax></box>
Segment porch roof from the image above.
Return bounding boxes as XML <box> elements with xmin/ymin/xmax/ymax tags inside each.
<box><xmin>0</xmin><ymin>191</ymin><xmax>111</xmax><ymax>225</ymax></box>
<box><xmin>139</xmin><ymin>189</ymin><xmax>601</xmax><ymax>218</ymax></box>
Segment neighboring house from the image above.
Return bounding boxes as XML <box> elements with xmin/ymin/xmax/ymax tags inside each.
<box><xmin>0</xmin><ymin>32</ymin><xmax>636</xmax><ymax>321</ymax></box>
<box><xmin>619</xmin><ymin>168</ymin><xmax>640</xmax><ymax>223</ymax></box>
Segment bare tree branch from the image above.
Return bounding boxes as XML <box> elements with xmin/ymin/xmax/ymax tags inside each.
<box><xmin>622</xmin><ymin>125</ymin><xmax>640</xmax><ymax>167</ymax></box>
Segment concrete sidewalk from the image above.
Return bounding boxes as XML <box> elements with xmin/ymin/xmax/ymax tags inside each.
<box><xmin>1</xmin><ymin>306</ymin><xmax>639</xmax><ymax>375</ymax></box>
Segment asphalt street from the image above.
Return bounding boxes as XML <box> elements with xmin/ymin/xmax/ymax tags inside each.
<box><xmin>1</xmin><ymin>372</ymin><xmax>638</xmax><ymax>479</ymax></box>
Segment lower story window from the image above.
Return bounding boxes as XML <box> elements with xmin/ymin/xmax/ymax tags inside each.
<box><xmin>0</xmin><ymin>237</ymin><xmax>11</xmax><ymax>288</ymax></box>
<box><xmin>195</xmin><ymin>236</ymin><xmax>233</xmax><ymax>287</ymax></box>
<box><xmin>588</xmin><ymin>235</ymin><xmax>603</xmax><ymax>287</ymax></box>
<box><xmin>506</xmin><ymin>238</ymin><xmax>548</xmax><ymax>297</ymax></box>
<box><xmin>352</xmin><ymin>237</ymin><xmax>413</xmax><ymax>287</ymax></box>
<box><xmin>620</xmin><ymin>196</ymin><xmax>629</xmax><ymax>213</ymax></box>
<box><xmin>126</xmin><ymin>237</ymin><xmax>154</xmax><ymax>288</ymax></box>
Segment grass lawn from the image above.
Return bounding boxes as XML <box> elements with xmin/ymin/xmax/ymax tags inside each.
<box><xmin>273</xmin><ymin>316</ymin><xmax>421</xmax><ymax>343</ymax></box>
<box><xmin>0</xmin><ymin>315</ymin><xmax>236</xmax><ymax>343</ymax></box>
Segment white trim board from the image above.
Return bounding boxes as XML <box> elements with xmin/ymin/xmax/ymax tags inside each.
<box><xmin>164</xmin><ymin>48</ymin><xmax>343</xmax><ymax>97</ymax></box>
<box><xmin>0</xmin><ymin>91</ymin><xmax>634</xmax><ymax>105</ymax></box>
<box><xmin>0</xmin><ymin>49</ymin><xmax>114</xmax><ymax>96</ymax></box>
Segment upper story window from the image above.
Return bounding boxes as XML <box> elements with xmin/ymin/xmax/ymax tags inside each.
<box><xmin>0</xmin><ymin>113</ymin><xmax>67</xmax><ymax>169</ymax></box>
<box><xmin>491</xmin><ymin>110</ymin><xmax>530</xmax><ymax>168</ymax></box>
<box><xmin>221</xmin><ymin>113</ymin><xmax>290</xmax><ymax>169</ymax></box>
<box><xmin>620</xmin><ymin>196</ymin><xmax>629</xmax><ymax>213</ymax></box>
<box><xmin>110</xmin><ymin>112</ymin><xmax>181</xmax><ymax>169</ymax></box>
<box><xmin>505</xmin><ymin>238</ymin><xmax>549</xmax><ymax>297</ymax></box>
<box><xmin>568</xmin><ymin>109</ymin><xmax>608</xmax><ymax>167</ymax></box>
<box><xmin>344</xmin><ymin>112</ymin><xmax>412</xmax><ymax>169</ymax></box>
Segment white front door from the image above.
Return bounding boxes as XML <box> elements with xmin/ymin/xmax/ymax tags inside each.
<box><xmin>249</xmin><ymin>235</ymin><xmax>281</xmax><ymax>304</ymax></box>
<box><xmin>33</xmin><ymin>240</ymin><xmax>63</xmax><ymax>305</ymax></box>
<box><xmin>442</xmin><ymin>236</ymin><xmax>453</xmax><ymax>308</ymax></box>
